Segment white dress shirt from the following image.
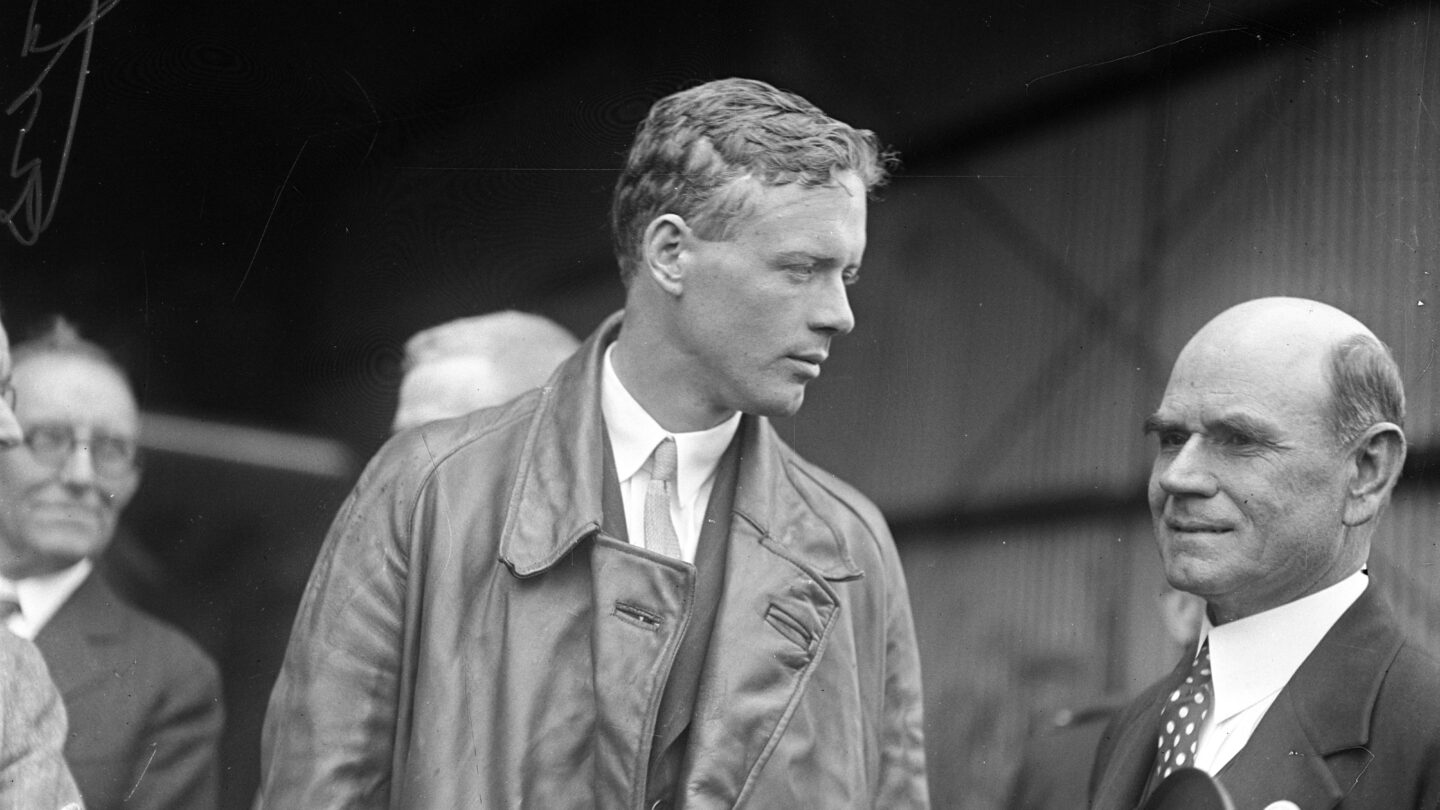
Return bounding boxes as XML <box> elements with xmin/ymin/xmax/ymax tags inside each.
<box><xmin>600</xmin><ymin>345</ymin><xmax>740</xmax><ymax>564</ymax></box>
<box><xmin>1192</xmin><ymin>569</ymin><xmax>1368</xmax><ymax>774</ymax></box>
<box><xmin>0</xmin><ymin>558</ymin><xmax>92</xmax><ymax>639</ymax></box>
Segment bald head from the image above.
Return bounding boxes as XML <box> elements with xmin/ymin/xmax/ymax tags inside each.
<box><xmin>1175</xmin><ymin>297</ymin><xmax>1404</xmax><ymax>447</ymax></box>
<box><xmin>1147</xmin><ymin>297</ymin><xmax>1407</xmax><ymax>623</ymax></box>
<box><xmin>393</xmin><ymin>311</ymin><xmax>580</xmax><ymax>433</ymax></box>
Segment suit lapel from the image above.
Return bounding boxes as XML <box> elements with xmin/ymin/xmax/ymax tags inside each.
<box><xmin>1092</xmin><ymin>668</ymin><xmax>1184</xmax><ymax>810</ymax></box>
<box><xmin>1213</xmin><ymin>689</ymin><xmax>1345</xmax><ymax>809</ymax></box>
<box><xmin>32</xmin><ymin>570</ymin><xmax>126</xmax><ymax>699</ymax></box>
<box><xmin>1215</xmin><ymin>585</ymin><xmax>1400</xmax><ymax>809</ymax></box>
<box><xmin>677</xmin><ymin>418</ymin><xmax>861</xmax><ymax>806</ymax></box>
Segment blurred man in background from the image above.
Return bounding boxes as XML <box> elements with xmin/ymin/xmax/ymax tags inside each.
<box><xmin>0</xmin><ymin>317</ymin><xmax>223</xmax><ymax>810</ymax></box>
<box><xmin>392</xmin><ymin>310</ymin><xmax>579</xmax><ymax>432</ymax></box>
<box><xmin>258</xmin><ymin>77</ymin><xmax>927</xmax><ymax>808</ymax></box>
<box><xmin>1092</xmin><ymin>297</ymin><xmax>1440</xmax><ymax>809</ymax></box>
<box><xmin>0</xmin><ymin>312</ymin><xmax>82</xmax><ymax>810</ymax></box>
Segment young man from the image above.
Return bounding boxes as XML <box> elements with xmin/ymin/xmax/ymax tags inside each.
<box><xmin>258</xmin><ymin>78</ymin><xmax>928</xmax><ymax>808</ymax></box>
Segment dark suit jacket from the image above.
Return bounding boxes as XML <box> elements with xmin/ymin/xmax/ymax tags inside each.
<box><xmin>1008</xmin><ymin>703</ymin><xmax>1119</xmax><ymax>810</ymax></box>
<box><xmin>0</xmin><ymin>631</ymin><xmax>81</xmax><ymax>810</ymax></box>
<box><xmin>33</xmin><ymin>570</ymin><xmax>224</xmax><ymax>810</ymax></box>
<box><xmin>1091</xmin><ymin>585</ymin><xmax>1440</xmax><ymax>810</ymax></box>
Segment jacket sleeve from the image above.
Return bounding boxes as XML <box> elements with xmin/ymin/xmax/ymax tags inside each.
<box><xmin>875</xmin><ymin>531</ymin><xmax>930</xmax><ymax>808</ymax></box>
<box><xmin>0</xmin><ymin>636</ymin><xmax>83</xmax><ymax>810</ymax></box>
<box><xmin>255</xmin><ymin>442</ymin><xmax>421</xmax><ymax>809</ymax></box>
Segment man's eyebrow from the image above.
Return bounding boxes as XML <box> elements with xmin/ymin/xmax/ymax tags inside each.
<box><xmin>1142</xmin><ymin>411</ymin><xmax>1279</xmax><ymax>439</ymax></box>
<box><xmin>1206</xmin><ymin>412</ymin><xmax>1278</xmax><ymax>440</ymax></box>
<box><xmin>1141</xmin><ymin>414</ymin><xmax>1176</xmax><ymax>435</ymax></box>
<box><xmin>774</xmin><ymin>250</ymin><xmax>833</xmax><ymax>264</ymax></box>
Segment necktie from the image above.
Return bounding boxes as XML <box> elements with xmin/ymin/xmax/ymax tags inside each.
<box><xmin>1155</xmin><ymin>641</ymin><xmax>1212</xmax><ymax>781</ymax></box>
<box><xmin>644</xmin><ymin>437</ymin><xmax>682</xmax><ymax>559</ymax></box>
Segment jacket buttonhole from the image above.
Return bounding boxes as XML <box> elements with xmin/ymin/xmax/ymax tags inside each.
<box><xmin>613</xmin><ymin>601</ymin><xmax>663</xmax><ymax>631</ymax></box>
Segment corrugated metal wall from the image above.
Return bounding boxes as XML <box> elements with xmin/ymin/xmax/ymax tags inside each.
<box><xmin>778</xmin><ymin>8</ymin><xmax>1440</xmax><ymax>806</ymax></box>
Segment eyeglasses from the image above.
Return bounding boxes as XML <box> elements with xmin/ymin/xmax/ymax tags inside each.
<box><xmin>21</xmin><ymin>423</ymin><xmax>139</xmax><ymax>479</ymax></box>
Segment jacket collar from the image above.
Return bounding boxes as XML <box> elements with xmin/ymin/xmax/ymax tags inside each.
<box><xmin>499</xmin><ymin>310</ymin><xmax>862</xmax><ymax>581</ymax></box>
<box><xmin>1092</xmin><ymin>585</ymin><xmax>1402</xmax><ymax>810</ymax></box>
<box><xmin>1213</xmin><ymin>585</ymin><xmax>1400</xmax><ymax>808</ymax></box>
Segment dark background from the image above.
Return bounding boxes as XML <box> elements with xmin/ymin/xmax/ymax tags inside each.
<box><xmin>3</xmin><ymin>2</ymin><xmax>1436</xmax><ymax>807</ymax></box>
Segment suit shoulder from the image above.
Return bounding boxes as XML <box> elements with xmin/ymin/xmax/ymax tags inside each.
<box><xmin>117</xmin><ymin>601</ymin><xmax>221</xmax><ymax>686</ymax></box>
<box><xmin>1379</xmin><ymin>638</ymin><xmax>1440</xmax><ymax>708</ymax></box>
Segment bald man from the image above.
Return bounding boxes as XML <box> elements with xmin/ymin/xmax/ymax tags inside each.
<box><xmin>1091</xmin><ymin>297</ymin><xmax>1440</xmax><ymax>809</ymax></box>
<box><xmin>392</xmin><ymin>311</ymin><xmax>579</xmax><ymax>433</ymax></box>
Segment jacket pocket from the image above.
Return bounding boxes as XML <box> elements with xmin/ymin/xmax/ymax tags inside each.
<box><xmin>764</xmin><ymin>603</ymin><xmax>815</xmax><ymax>652</ymax></box>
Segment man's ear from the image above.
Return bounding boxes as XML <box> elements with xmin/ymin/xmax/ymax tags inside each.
<box><xmin>1342</xmin><ymin>422</ymin><xmax>1407</xmax><ymax>527</ymax></box>
<box><xmin>640</xmin><ymin>214</ymin><xmax>689</xmax><ymax>296</ymax></box>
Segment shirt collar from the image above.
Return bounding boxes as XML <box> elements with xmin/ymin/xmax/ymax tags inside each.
<box><xmin>600</xmin><ymin>344</ymin><xmax>739</xmax><ymax>504</ymax></box>
<box><xmin>5</xmin><ymin>558</ymin><xmax>92</xmax><ymax>637</ymax></box>
<box><xmin>1200</xmin><ymin>569</ymin><xmax>1368</xmax><ymax>725</ymax></box>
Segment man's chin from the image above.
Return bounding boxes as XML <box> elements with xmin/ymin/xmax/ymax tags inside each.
<box><xmin>751</xmin><ymin>383</ymin><xmax>809</xmax><ymax>418</ymax></box>
<box><xmin>25</xmin><ymin>524</ymin><xmax>107</xmax><ymax>561</ymax></box>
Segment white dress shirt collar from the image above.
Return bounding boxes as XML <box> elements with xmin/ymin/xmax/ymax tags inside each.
<box><xmin>1201</xmin><ymin>569</ymin><xmax>1368</xmax><ymax>727</ymax></box>
<box><xmin>600</xmin><ymin>344</ymin><xmax>739</xmax><ymax>560</ymax></box>
<box><xmin>601</xmin><ymin>344</ymin><xmax>739</xmax><ymax>505</ymax></box>
<box><xmin>2</xmin><ymin>558</ymin><xmax>93</xmax><ymax>639</ymax></box>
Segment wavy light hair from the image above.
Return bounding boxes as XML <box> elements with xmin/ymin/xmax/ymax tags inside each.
<box><xmin>611</xmin><ymin>77</ymin><xmax>896</xmax><ymax>284</ymax></box>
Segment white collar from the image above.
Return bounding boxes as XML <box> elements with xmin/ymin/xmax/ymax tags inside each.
<box><xmin>600</xmin><ymin>344</ymin><xmax>739</xmax><ymax>506</ymax></box>
<box><xmin>1200</xmin><ymin>569</ymin><xmax>1368</xmax><ymax>725</ymax></box>
<box><xmin>3</xmin><ymin>558</ymin><xmax>93</xmax><ymax>639</ymax></box>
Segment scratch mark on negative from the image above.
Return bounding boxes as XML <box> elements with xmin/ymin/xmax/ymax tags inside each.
<box><xmin>232</xmin><ymin>138</ymin><xmax>309</xmax><ymax>302</ymax></box>
<box><xmin>125</xmin><ymin>744</ymin><xmax>159</xmax><ymax>800</ymax></box>
<box><xmin>1027</xmin><ymin>28</ymin><xmax>1252</xmax><ymax>89</ymax></box>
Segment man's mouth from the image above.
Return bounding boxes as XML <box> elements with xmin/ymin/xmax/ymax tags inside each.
<box><xmin>1166</xmin><ymin>519</ymin><xmax>1230</xmax><ymax>533</ymax></box>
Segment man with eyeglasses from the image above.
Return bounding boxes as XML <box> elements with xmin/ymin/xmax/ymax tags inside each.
<box><xmin>0</xmin><ymin>317</ymin><xmax>223</xmax><ymax>810</ymax></box>
<box><xmin>0</xmin><ymin>313</ymin><xmax>84</xmax><ymax>810</ymax></box>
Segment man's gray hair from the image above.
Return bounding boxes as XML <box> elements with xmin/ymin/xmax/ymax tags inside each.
<box><xmin>610</xmin><ymin>77</ymin><xmax>896</xmax><ymax>284</ymax></box>
<box><xmin>13</xmin><ymin>316</ymin><xmax>130</xmax><ymax>386</ymax></box>
<box><xmin>393</xmin><ymin>311</ymin><xmax>579</xmax><ymax>432</ymax></box>
<box><xmin>1327</xmin><ymin>332</ymin><xmax>1405</xmax><ymax>446</ymax></box>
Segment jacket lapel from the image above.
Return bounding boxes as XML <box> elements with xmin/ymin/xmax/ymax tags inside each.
<box><xmin>498</xmin><ymin>311</ymin><xmax>619</xmax><ymax>576</ymax></box>
<box><xmin>1213</xmin><ymin>690</ymin><xmax>1344</xmax><ymax>809</ymax></box>
<box><xmin>1091</xmin><ymin>667</ymin><xmax>1183</xmax><ymax>810</ymax></box>
<box><xmin>32</xmin><ymin>570</ymin><xmax>126</xmax><ymax>699</ymax></box>
<box><xmin>1215</xmin><ymin>585</ymin><xmax>1399</xmax><ymax>809</ymax></box>
<box><xmin>679</xmin><ymin>418</ymin><xmax>863</xmax><ymax>805</ymax></box>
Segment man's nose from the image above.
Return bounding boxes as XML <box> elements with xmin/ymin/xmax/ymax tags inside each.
<box><xmin>812</xmin><ymin>273</ymin><xmax>855</xmax><ymax>336</ymax></box>
<box><xmin>1155</xmin><ymin>435</ymin><xmax>1218</xmax><ymax>498</ymax></box>
<box><xmin>58</xmin><ymin>440</ymin><xmax>99</xmax><ymax>488</ymax></box>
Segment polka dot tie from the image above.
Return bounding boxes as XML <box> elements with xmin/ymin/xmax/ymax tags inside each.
<box><xmin>1155</xmin><ymin>640</ymin><xmax>1212</xmax><ymax>780</ymax></box>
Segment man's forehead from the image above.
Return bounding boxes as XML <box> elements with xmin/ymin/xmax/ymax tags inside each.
<box><xmin>13</xmin><ymin>353</ymin><xmax>139</xmax><ymax>423</ymax></box>
<box><xmin>1157</xmin><ymin>353</ymin><xmax>1331</xmax><ymax>432</ymax></box>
